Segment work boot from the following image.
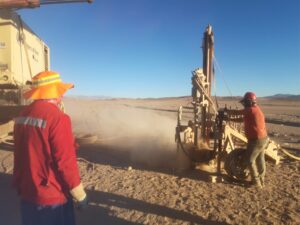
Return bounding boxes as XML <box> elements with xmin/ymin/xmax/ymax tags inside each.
<box><xmin>252</xmin><ymin>177</ymin><xmax>263</xmax><ymax>189</ymax></box>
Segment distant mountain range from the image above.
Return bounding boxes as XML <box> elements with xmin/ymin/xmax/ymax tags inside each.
<box><xmin>66</xmin><ymin>95</ymin><xmax>112</xmax><ymax>100</ymax></box>
<box><xmin>264</xmin><ymin>94</ymin><xmax>300</xmax><ymax>99</ymax></box>
<box><xmin>66</xmin><ymin>94</ymin><xmax>300</xmax><ymax>100</ymax></box>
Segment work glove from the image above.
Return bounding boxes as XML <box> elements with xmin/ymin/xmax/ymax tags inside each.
<box><xmin>223</xmin><ymin>113</ymin><xmax>229</xmax><ymax>121</ymax></box>
<box><xmin>76</xmin><ymin>195</ymin><xmax>88</xmax><ymax>211</ymax></box>
<box><xmin>70</xmin><ymin>183</ymin><xmax>88</xmax><ymax>211</ymax></box>
<box><xmin>218</xmin><ymin>109</ymin><xmax>229</xmax><ymax>121</ymax></box>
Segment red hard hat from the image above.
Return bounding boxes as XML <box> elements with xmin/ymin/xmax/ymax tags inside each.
<box><xmin>240</xmin><ymin>92</ymin><xmax>257</xmax><ymax>103</ymax></box>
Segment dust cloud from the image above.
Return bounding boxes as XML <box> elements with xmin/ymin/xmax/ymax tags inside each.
<box><xmin>64</xmin><ymin>99</ymin><xmax>190</xmax><ymax>169</ymax></box>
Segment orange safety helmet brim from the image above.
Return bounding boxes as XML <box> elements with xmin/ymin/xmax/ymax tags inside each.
<box><xmin>23</xmin><ymin>71</ymin><xmax>74</xmax><ymax>100</ymax></box>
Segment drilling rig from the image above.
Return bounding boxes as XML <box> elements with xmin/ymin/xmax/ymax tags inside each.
<box><xmin>175</xmin><ymin>25</ymin><xmax>281</xmax><ymax>181</ymax></box>
<box><xmin>0</xmin><ymin>0</ymin><xmax>92</xmax><ymax>137</ymax></box>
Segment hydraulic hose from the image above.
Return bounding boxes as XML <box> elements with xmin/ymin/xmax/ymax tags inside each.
<box><xmin>278</xmin><ymin>147</ymin><xmax>300</xmax><ymax>161</ymax></box>
<box><xmin>176</xmin><ymin>129</ymin><xmax>196</xmax><ymax>162</ymax></box>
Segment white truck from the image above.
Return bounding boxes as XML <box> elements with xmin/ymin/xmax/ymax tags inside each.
<box><xmin>0</xmin><ymin>0</ymin><xmax>92</xmax><ymax>137</ymax></box>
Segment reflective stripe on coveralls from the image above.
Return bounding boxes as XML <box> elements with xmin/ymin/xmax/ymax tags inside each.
<box><xmin>14</xmin><ymin>117</ymin><xmax>47</xmax><ymax>129</ymax></box>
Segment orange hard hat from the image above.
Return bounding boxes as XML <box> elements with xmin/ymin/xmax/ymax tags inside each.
<box><xmin>23</xmin><ymin>71</ymin><xmax>74</xmax><ymax>99</ymax></box>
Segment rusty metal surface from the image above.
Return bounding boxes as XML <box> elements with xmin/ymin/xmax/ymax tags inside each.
<box><xmin>0</xmin><ymin>0</ymin><xmax>40</xmax><ymax>9</ymax></box>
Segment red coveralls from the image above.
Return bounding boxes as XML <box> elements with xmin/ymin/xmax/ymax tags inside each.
<box><xmin>13</xmin><ymin>100</ymin><xmax>81</xmax><ymax>205</ymax></box>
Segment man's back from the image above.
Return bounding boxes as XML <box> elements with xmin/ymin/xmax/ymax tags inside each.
<box><xmin>13</xmin><ymin>100</ymin><xmax>80</xmax><ymax>205</ymax></box>
<box><xmin>243</xmin><ymin>105</ymin><xmax>267</xmax><ymax>141</ymax></box>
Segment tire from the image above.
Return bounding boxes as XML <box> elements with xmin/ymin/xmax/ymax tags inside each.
<box><xmin>224</xmin><ymin>148</ymin><xmax>250</xmax><ymax>181</ymax></box>
<box><xmin>75</xmin><ymin>134</ymin><xmax>98</xmax><ymax>145</ymax></box>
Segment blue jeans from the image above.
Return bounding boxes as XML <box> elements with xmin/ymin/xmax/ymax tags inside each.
<box><xmin>20</xmin><ymin>198</ymin><xmax>76</xmax><ymax>225</ymax></box>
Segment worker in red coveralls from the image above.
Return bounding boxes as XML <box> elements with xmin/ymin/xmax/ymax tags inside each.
<box><xmin>13</xmin><ymin>71</ymin><xmax>87</xmax><ymax>225</ymax></box>
<box><xmin>227</xmin><ymin>92</ymin><xmax>268</xmax><ymax>188</ymax></box>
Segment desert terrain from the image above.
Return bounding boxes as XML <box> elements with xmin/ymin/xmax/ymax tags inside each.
<box><xmin>0</xmin><ymin>96</ymin><xmax>299</xmax><ymax>225</ymax></box>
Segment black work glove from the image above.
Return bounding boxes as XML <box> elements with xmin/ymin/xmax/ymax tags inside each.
<box><xmin>76</xmin><ymin>195</ymin><xmax>88</xmax><ymax>211</ymax></box>
<box><xmin>223</xmin><ymin>113</ymin><xmax>229</xmax><ymax>121</ymax></box>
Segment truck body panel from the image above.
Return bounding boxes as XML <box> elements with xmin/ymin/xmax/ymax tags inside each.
<box><xmin>0</xmin><ymin>10</ymin><xmax>49</xmax><ymax>106</ymax></box>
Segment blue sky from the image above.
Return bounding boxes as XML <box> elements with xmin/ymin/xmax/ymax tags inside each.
<box><xmin>19</xmin><ymin>0</ymin><xmax>300</xmax><ymax>98</ymax></box>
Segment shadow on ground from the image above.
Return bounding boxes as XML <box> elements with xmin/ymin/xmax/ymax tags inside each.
<box><xmin>0</xmin><ymin>173</ymin><xmax>228</xmax><ymax>225</ymax></box>
<box><xmin>0</xmin><ymin>141</ymin><xmax>14</xmax><ymax>152</ymax></box>
<box><xmin>81</xmin><ymin>190</ymin><xmax>229</xmax><ymax>225</ymax></box>
<box><xmin>0</xmin><ymin>173</ymin><xmax>20</xmax><ymax>225</ymax></box>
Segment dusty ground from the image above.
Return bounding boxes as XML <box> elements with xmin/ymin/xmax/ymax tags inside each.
<box><xmin>0</xmin><ymin>97</ymin><xmax>299</xmax><ymax>225</ymax></box>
